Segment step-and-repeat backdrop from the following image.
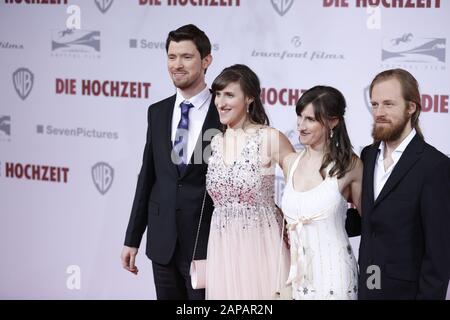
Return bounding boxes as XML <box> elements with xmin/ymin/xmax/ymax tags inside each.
<box><xmin>1</xmin><ymin>0</ymin><xmax>448</xmax><ymax>299</ymax></box>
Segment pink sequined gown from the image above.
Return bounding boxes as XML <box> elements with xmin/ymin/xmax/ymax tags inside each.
<box><xmin>205</xmin><ymin>129</ymin><xmax>289</xmax><ymax>300</ymax></box>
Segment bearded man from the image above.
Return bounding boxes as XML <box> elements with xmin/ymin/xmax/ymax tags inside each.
<box><xmin>358</xmin><ymin>68</ymin><xmax>450</xmax><ymax>300</ymax></box>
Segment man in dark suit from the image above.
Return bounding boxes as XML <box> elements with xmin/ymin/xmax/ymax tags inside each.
<box><xmin>358</xmin><ymin>68</ymin><xmax>450</xmax><ymax>299</ymax></box>
<box><xmin>121</xmin><ymin>24</ymin><xmax>220</xmax><ymax>300</ymax></box>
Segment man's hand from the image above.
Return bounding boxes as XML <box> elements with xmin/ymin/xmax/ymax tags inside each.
<box><xmin>121</xmin><ymin>246</ymin><xmax>139</xmax><ymax>275</ymax></box>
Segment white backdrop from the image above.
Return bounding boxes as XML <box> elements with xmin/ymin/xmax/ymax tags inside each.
<box><xmin>0</xmin><ymin>0</ymin><xmax>449</xmax><ymax>299</ymax></box>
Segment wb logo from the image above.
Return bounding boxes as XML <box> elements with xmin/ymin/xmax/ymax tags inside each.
<box><xmin>92</xmin><ymin>162</ymin><xmax>114</xmax><ymax>195</ymax></box>
<box><xmin>271</xmin><ymin>0</ymin><xmax>294</xmax><ymax>17</ymax></box>
<box><xmin>13</xmin><ymin>68</ymin><xmax>34</xmax><ymax>100</ymax></box>
<box><xmin>95</xmin><ymin>0</ymin><xmax>114</xmax><ymax>14</ymax></box>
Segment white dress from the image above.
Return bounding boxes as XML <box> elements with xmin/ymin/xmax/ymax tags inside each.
<box><xmin>281</xmin><ymin>151</ymin><xmax>358</xmax><ymax>300</ymax></box>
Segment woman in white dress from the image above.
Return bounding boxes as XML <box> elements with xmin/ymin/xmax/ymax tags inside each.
<box><xmin>281</xmin><ymin>86</ymin><xmax>363</xmax><ymax>300</ymax></box>
<box><xmin>205</xmin><ymin>64</ymin><xmax>293</xmax><ymax>299</ymax></box>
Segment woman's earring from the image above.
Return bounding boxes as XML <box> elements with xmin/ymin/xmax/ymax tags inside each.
<box><xmin>330</xmin><ymin>129</ymin><xmax>334</xmax><ymax>139</ymax></box>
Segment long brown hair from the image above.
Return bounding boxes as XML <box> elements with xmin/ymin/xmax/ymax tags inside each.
<box><xmin>296</xmin><ymin>86</ymin><xmax>355</xmax><ymax>179</ymax></box>
<box><xmin>369</xmin><ymin>68</ymin><xmax>424</xmax><ymax>140</ymax></box>
<box><xmin>212</xmin><ymin>64</ymin><xmax>269</xmax><ymax>131</ymax></box>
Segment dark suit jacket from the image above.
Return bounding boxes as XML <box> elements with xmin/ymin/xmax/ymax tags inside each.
<box><xmin>358</xmin><ymin>134</ymin><xmax>450</xmax><ymax>299</ymax></box>
<box><xmin>124</xmin><ymin>94</ymin><xmax>220</xmax><ymax>264</ymax></box>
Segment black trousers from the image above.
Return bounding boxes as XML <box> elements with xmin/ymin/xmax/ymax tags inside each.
<box><xmin>151</xmin><ymin>241</ymin><xmax>205</xmax><ymax>300</ymax></box>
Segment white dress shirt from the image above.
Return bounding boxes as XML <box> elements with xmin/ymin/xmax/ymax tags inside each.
<box><xmin>373</xmin><ymin>128</ymin><xmax>416</xmax><ymax>200</ymax></box>
<box><xmin>171</xmin><ymin>86</ymin><xmax>212</xmax><ymax>164</ymax></box>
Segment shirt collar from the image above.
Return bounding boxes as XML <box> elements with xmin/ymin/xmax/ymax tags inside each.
<box><xmin>175</xmin><ymin>86</ymin><xmax>211</xmax><ymax>111</ymax></box>
<box><xmin>378</xmin><ymin>128</ymin><xmax>416</xmax><ymax>161</ymax></box>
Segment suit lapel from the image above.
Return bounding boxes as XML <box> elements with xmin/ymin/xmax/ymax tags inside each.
<box><xmin>180</xmin><ymin>98</ymin><xmax>219</xmax><ymax>178</ymax></box>
<box><xmin>364</xmin><ymin>143</ymin><xmax>380</xmax><ymax>207</ymax></box>
<box><xmin>160</xmin><ymin>95</ymin><xmax>178</xmax><ymax>177</ymax></box>
<box><xmin>374</xmin><ymin>135</ymin><xmax>424</xmax><ymax>206</ymax></box>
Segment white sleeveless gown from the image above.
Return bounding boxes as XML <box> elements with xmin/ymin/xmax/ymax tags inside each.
<box><xmin>281</xmin><ymin>151</ymin><xmax>358</xmax><ymax>300</ymax></box>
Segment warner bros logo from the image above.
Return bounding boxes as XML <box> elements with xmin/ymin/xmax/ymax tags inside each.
<box><xmin>95</xmin><ymin>0</ymin><xmax>114</xmax><ymax>14</ymax></box>
<box><xmin>271</xmin><ymin>0</ymin><xmax>294</xmax><ymax>17</ymax></box>
<box><xmin>92</xmin><ymin>162</ymin><xmax>114</xmax><ymax>195</ymax></box>
<box><xmin>12</xmin><ymin>68</ymin><xmax>34</xmax><ymax>100</ymax></box>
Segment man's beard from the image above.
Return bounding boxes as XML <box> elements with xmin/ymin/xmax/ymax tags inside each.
<box><xmin>172</xmin><ymin>78</ymin><xmax>192</xmax><ymax>90</ymax></box>
<box><xmin>372</xmin><ymin>111</ymin><xmax>411</xmax><ymax>142</ymax></box>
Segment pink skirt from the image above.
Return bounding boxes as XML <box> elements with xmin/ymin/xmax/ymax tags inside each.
<box><xmin>205</xmin><ymin>205</ymin><xmax>290</xmax><ymax>300</ymax></box>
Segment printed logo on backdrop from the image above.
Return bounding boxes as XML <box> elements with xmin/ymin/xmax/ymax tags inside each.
<box><xmin>55</xmin><ymin>78</ymin><xmax>151</xmax><ymax>98</ymax></box>
<box><xmin>137</xmin><ymin>0</ymin><xmax>240</xmax><ymax>7</ymax></box>
<box><xmin>3</xmin><ymin>162</ymin><xmax>69</xmax><ymax>183</ymax></box>
<box><xmin>0</xmin><ymin>116</ymin><xmax>11</xmax><ymax>141</ymax></box>
<box><xmin>363</xmin><ymin>85</ymin><xmax>449</xmax><ymax>114</ymax></box>
<box><xmin>323</xmin><ymin>0</ymin><xmax>441</xmax><ymax>8</ymax></box>
<box><xmin>12</xmin><ymin>68</ymin><xmax>34</xmax><ymax>100</ymax></box>
<box><xmin>271</xmin><ymin>0</ymin><xmax>294</xmax><ymax>16</ymax></box>
<box><xmin>261</xmin><ymin>87</ymin><xmax>306</xmax><ymax>106</ymax></box>
<box><xmin>51</xmin><ymin>28</ymin><xmax>100</xmax><ymax>59</ymax></box>
<box><xmin>0</xmin><ymin>40</ymin><xmax>24</xmax><ymax>50</ymax></box>
<box><xmin>3</xmin><ymin>0</ymin><xmax>69</xmax><ymax>5</ymax></box>
<box><xmin>381</xmin><ymin>33</ymin><xmax>446</xmax><ymax>71</ymax></box>
<box><xmin>252</xmin><ymin>35</ymin><xmax>345</xmax><ymax>62</ymax></box>
<box><xmin>36</xmin><ymin>123</ymin><xmax>119</xmax><ymax>140</ymax></box>
<box><xmin>129</xmin><ymin>38</ymin><xmax>220</xmax><ymax>51</ymax></box>
<box><xmin>92</xmin><ymin>162</ymin><xmax>114</xmax><ymax>195</ymax></box>
<box><xmin>95</xmin><ymin>0</ymin><xmax>114</xmax><ymax>13</ymax></box>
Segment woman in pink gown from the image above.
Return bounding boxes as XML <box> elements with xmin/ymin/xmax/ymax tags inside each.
<box><xmin>205</xmin><ymin>64</ymin><xmax>293</xmax><ymax>299</ymax></box>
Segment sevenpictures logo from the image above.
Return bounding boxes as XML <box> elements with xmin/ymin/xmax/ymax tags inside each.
<box><xmin>129</xmin><ymin>38</ymin><xmax>220</xmax><ymax>51</ymax></box>
<box><xmin>36</xmin><ymin>123</ymin><xmax>119</xmax><ymax>140</ymax></box>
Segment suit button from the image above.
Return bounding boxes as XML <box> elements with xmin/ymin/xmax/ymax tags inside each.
<box><xmin>178</xmin><ymin>183</ymin><xmax>183</xmax><ymax>188</ymax></box>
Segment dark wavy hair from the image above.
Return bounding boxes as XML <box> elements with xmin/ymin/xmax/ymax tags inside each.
<box><xmin>212</xmin><ymin>64</ymin><xmax>269</xmax><ymax>131</ymax></box>
<box><xmin>165</xmin><ymin>24</ymin><xmax>211</xmax><ymax>73</ymax></box>
<box><xmin>296</xmin><ymin>86</ymin><xmax>355</xmax><ymax>179</ymax></box>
